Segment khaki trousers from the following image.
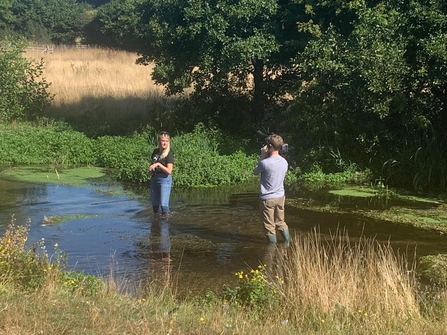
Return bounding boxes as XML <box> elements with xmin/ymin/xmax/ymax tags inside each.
<box><xmin>259</xmin><ymin>196</ymin><xmax>287</xmax><ymax>235</ymax></box>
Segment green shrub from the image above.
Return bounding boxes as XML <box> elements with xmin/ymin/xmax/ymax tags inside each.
<box><xmin>0</xmin><ymin>38</ymin><xmax>53</xmax><ymax>123</ymax></box>
<box><xmin>95</xmin><ymin>124</ymin><xmax>257</xmax><ymax>186</ymax></box>
<box><xmin>94</xmin><ymin>132</ymin><xmax>152</xmax><ymax>183</ymax></box>
<box><xmin>0</xmin><ymin>123</ymin><xmax>95</xmax><ymax>166</ymax></box>
<box><xmin>0</xmin><ymin>122</ymin><xmax>257</xmax><ymax>187</ymax></box>
<box><xmin>222</xmin><ymin>264</ymin><xmax>282</xmax><ymax>313</ymax></box>
<box><xmin>296</xmin><ymin>164</ymin><xmax>372</xmax><ymax>191</ymax></box>
<box><xmin>0</xmin><ymin>216</ymin><xmax>52</xmax><ymax>290</ymax></box>
<box><xmin>171</xmin><ymin>124</ymin><xmax>257</xmax><ymax>187</ymax></box>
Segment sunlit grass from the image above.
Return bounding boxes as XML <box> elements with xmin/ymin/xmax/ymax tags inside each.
<box><xmin>25</xmin><ymin>47</ymin><xmax>162</xmax><ymax>105</ymax></box>
<box><xmin>23</xmin><ymin>47</ymin><xmax>176</xmax><ymax>136</ymax></box>
<box><xmin>1</xmin><ymin>218</ymin><xmax>447</xmax><ymax>334</ymax></box>
<box><xmin>280</xmin><ymin>228</ymin><xmax>424</xmax><ymax>333</ymax></box>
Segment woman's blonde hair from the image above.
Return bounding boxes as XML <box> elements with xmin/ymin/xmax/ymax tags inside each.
<box><xmin>158</xmin><ymin>131</ymin><xmax>171</xmax><ymax>159</ymax></box>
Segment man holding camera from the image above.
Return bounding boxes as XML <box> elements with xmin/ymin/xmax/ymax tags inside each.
<box><xmin>253</xmin><ymin>134</ymin><xmax>291</xmax><ymax>245</ymax></box>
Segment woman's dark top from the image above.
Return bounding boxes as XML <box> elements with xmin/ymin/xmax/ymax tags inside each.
<box><xmin>151</xmin><ymin>149</ymin><xmax>174</xmax><ymax>175</ymax></box>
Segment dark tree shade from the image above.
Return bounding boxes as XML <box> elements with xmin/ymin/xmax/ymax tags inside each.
<box><xmin>81</xmin><ymin>0</ymin><xmax>109</xmax><ymax>7</ymax></box>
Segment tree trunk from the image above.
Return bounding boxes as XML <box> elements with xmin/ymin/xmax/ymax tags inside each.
<box><xmin>252</xmin><ymin>58</ymin><xmax>265</xmax><ymax>123</ymax></box>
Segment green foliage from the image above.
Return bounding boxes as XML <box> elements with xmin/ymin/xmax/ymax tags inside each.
<box><xmin>382</xmin><ymin>127</ymin><xmax>447</xmax><ymax>191</ymax></box>
<box><xmin>0</xmin><ymin>0</ymin><xmax>15</xmax><ymax>31</ymax></box>
<box><xmin>93</xmin><ymin>0</ymin><xmax>304</xmax><ymax>125</ymax></box>
<box><xmin>87</xmin><ymin>0</ymin><xmax>446</xmax><ymax>189</ymax></box>
<box><xmin>0</xmin><ymin>216</ymin><xmax>52</xmax><ymax>290</ymax></box>
<box><xmin>59</xmin><ymin>271</ymin><xmax>105</xmax><ymax>295</ymax></box>
<box><xmin>288</xmin><ymin>3</ymin><xmax>408</xmax><ymax>164</ymax></box>
<box><xmin>4</xmin><ymin>0</ymin><xmax>91</xmax><ymax>44</ymax></box>
<box><xmin>0</xmin><ymin>38</ymin><xmax>52</xmax><ymax>123</ymax></box>
<box><xmin>297</xmin><ymin>164</ymin><xmax>372</xmax><ymax>191</ymax></box>
<box><xmin>222</xmin><ymin>264</ymin><xmax>282</xmax><ymax>313</ymax></box>
<box><xmin>95</xmin><ymin>131</ymin><xmax>152</xmax><ymax>183</ymax></box>
<box><xmin>0</xmin><ymin>122</ymin><xmax>257</xmax><ymax>187</ymax></box>
<box><xmin>282</xmin><ymin>1</ymin><xmax>447</xmax><ymax>192</ymax></box>
<box><xmin>84</xmin><ymin>0</ymin><xmax>141</xmax><ymax>49</ymax></box>
<box><xmin>94</xmin><ymin>123</ymin><xmax>257</xmax><ymax>186</ymax></box>
<box><xmin>171</xmin><ymin>124</ymin><xmax>257</xmax><ymax>187</ymax></box>
<box><xmin>0</xmin><ymin>123</ymin><xmax>95</xmax><ymax>166</ymax></box>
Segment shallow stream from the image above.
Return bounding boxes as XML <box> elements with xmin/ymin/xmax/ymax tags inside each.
<box><xmin>1</xmin><ymin>177</ymin><xmax>447</xmax><ymax>296</ymax></box>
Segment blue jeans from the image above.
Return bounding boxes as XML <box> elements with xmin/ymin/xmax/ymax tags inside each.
<box><xmin>150</xmin><ymin>173</ymin><xmax>173</xmax><ymax>214</ymax></box>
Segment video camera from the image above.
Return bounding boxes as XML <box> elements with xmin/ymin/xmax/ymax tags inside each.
<box><xmin>257</xmin><ymin>130</ymin><xmax>288</xmax><ymax>157</ymax></box>
<box><xmin>152</xmin><ymin>154</ymin><xmax>160</xmax><ymax>164</ymax></box>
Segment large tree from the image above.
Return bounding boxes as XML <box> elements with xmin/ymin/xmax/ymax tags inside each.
<box><xmin>287</xmin><ymin>0</ymin><xmax>447</xmax><ymax>189</ymax></box>
<box><xmin>99</xmin><ymin>0</ymin><xmax>307</xmax><ymax>125</ymax></box>
<box><xmin>86</xmin><ymin>0</ymin><xmax>447</xmax><ymax>189</ymax></box>
<box><xmin>84</xmin><ymin>0</ymin><xmax>141</xmax><ymax>49</ymax></box>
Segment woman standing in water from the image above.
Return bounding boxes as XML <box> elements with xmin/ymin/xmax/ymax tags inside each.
<box><xmin>149</xmin><ymin>131</ymin><xmax>174</xmax><ymax>215</ymax></box>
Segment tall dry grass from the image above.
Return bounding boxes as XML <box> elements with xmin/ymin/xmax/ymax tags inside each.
<box><xmin>25</xmin><ymin>47</ymin><xmax>162</xmax><ymax>104</ymax></box>
<box><xmin>279</xmin><ymin>228</ymin><xmax>425</xmax><ymax>333</ymax></box>
<box><xmin>24</xmin><ymin>47</ymin><xmax>173</xmax><ymax>135</ymax></box>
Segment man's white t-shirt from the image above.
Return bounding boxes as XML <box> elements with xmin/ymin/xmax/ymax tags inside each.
<box><xmin>253</xmin><ymin>155</ymin><xmax>288</xmax><ymax>200</ymax></box>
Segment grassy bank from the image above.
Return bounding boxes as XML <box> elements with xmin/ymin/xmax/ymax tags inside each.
<box><xmin>1</xmin><ymin>219</ymin><xmax>447</xmax><ymax>334</ymax></box>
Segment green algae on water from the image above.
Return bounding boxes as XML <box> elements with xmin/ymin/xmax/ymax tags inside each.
<box><xmin>0</xmin><ymin>166</ymin><xmax>106</xmax><ymax>187</ymax></box>
<box><xmin>328</xmin><ymin>187</ymin><xmax>377</xmax><ymax>198</ymax></box>
<box><xmin>42</xmin><ymin>214</ymin><xmax>98</xmax><ymax>225</ymax></box>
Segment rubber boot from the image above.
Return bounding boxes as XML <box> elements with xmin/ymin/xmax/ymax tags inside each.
<box><xmin>280</xmin><ymin>229</ymin><xmax>292</xmax><ymax>247</ymax></box>
<box><xmin>266</xmin><ymin>234</ymin><xmax>277</xmax><ymax>244</ymax></box>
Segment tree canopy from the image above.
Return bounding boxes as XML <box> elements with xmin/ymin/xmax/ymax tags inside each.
<box><xmin>0</xmin><ymin>0</ymin><xmax>91</xmax><ymax>44</ymax></box>
<box><xmin>1</xmin><ymin>0</ymin><xmax>447</xmax><ymax>190</ymax></box>
<box><xmin>92</xmin><ymin>0</ymin><xmax>308</xmax><ymax>125</ymax></box>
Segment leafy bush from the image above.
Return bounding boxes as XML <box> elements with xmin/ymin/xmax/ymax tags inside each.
<box><xmin>0</xmin><ymin>216</ymin><xmax>52</xmax><ymax>290</ymax></box>
<box><xmin>222</xmin><ymin>264</ymin><xmax>282</xmax><ymax>313</ymax></box>
<box><xmin>296</xmin><ymin>164</ymin><xmax>372</xmax><ymax>191</ymax></box>
<box><xmin>0</xmin><ymin>122</ymin><xmax>257</xmax><ymax>187</ymax></box>
<box><xmin>172</xmin><ymin>124</ymin><xmax>257</xmax><ymax>187</ymax></box>
<box><xmin>94</xmin><ymin>132</ymin><xmax>151</xmax><ymax>182</ymax></box>
<box><xmin>0</xmin><ymin>123</ymin><xmax>95</xmax><ymax>166</ymax></box>
<box><xmin>0</xmin><ymin>38</ymin><xmax>53</xmax><ymax>123</ymax></box>
<box><xmin>95</xmin><ymin>124</ymin><xmax>257</xmax><ymax>186</ymax></box>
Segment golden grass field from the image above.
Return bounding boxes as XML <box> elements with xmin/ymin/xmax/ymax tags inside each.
<box><xmin>24</xmin><ymin>47</ymin><xmax>170</xmax><ymax>129</ymax></box>
<box><xmin>26</xmin><ymin>46</ymin><xmax>162</xmax><ymax>104</ymax></box>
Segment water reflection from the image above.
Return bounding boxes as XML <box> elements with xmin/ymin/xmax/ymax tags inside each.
<box><xmin>1</xmin><ymin>177</ymin><xmax>447</xmax><ymax>296</ymax></box>
<box><xmin>133</xmin><ymin>215</ymin><xmax>173</xmax><ymax>290</ymax></box>
<box><xmin>263</xmin><ymin>243</ymin><xmax>289</xmax><ymax>283</ymax></box>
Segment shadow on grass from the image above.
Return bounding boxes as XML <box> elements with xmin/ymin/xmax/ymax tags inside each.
<box><xmin>44</xmin><ymin>93</ymin><xmax>180</xmax><ymax>138</ymax></box>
